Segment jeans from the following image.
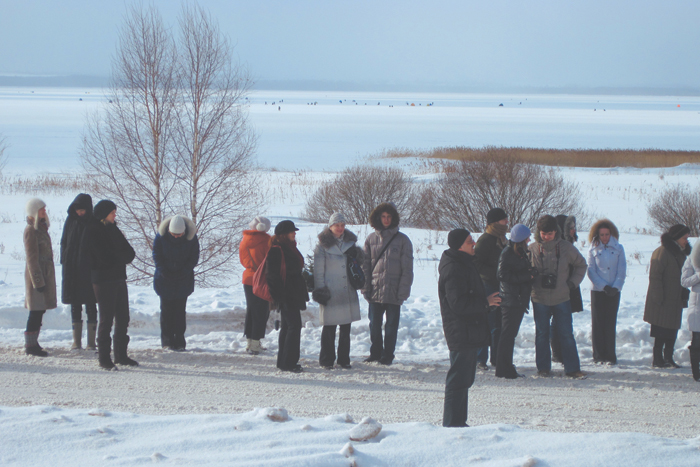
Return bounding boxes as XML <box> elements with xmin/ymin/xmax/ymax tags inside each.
<box><xmin>244</xmin><ymin>284</ymin><xmax>271</xmax><ymax>340</ymax></box>
<box><xmin>319</xmin><ymin>324</ymin><xmax>351</xmax><ymax>367</ymax></box>
<box><xmin>368</xmin><ymin>302</ymin><xmax>400</xmax><ymax>362</ymax></box>
<box><xmin>160</xmin><ymin>297</ymin><xmax>188</xmax><ymax>349</ymax></box>
<box><xmin>443</xmin><ymin>348</ymin><xmax>478</xmax><ymax>427</ymax></box>
<box><xmin>533</xmin><ymin>300</ymin><xmax>580</xmax><ymax>374</ymax></box>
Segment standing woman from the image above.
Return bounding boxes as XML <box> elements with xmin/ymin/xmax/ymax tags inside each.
<box><xmin>587</xmin><ymin>219</ymin><xmax>626</xmax><ymax>365</ymax></box>
<box><xmin>681</xmin><ymin>240</ymin><xmax>700</xmax><ymax>381</ymax></box>
<box><xmin>240</xmin><ymin>216</ymin><xmax>272</xmax><ymax>355</ymax></box>
<box><xmin>86</xmin><ymin>200</ymin><xmax>137</xmax><ymax>370</ymax></box>
<box><xmin>495</xmin><ymin>224</ymin><xmax>534</xmax><ymax>379</ymax></box>
<box><xmin>643</xmin><ymin>224</ymin><xmax>691</xmax><ymax>369</ymax></box>
<box><xmin>23</xmin><ymin>198</ymin><xmax>57</xmax><ymax>356</ymax></box>
<box><xmin>60</xmin><ymin>193</ymin><xmax>97</xmax><ymax>350</ymax></box>
<box><xmin>266</xmin><ymin>220</ymin><xmax>309</xmax><ymax>373</ymax></box>
<box><xmin>153</xmin><ymin>215</ymin><xmax>199</xmax><ymax>351</ymax></box>
<box><xmin>313</xmin><ymin>213</ymin><xmax>363</xmax><ymax>369</ymax></box>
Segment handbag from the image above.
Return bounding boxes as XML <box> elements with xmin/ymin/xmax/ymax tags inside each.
<box><xmin>345</xmin><ymin>246</ymin><xmax>365</xmax><ymax>290</ymax></box>
<box><xmin>252</xmin><ymin>246</ymin><xmax>285</xmax><ymax>302</ymax></box>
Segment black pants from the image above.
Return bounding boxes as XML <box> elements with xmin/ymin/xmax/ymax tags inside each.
<box><xmin>319</xmin><ymin>324</ymin><xmax>351</xmax><ymax>367</ymax></box>
<box><xmin>276</xmin><ymin>303</ymin><xmax>301</xmax><ymax>370</ymax></box>
<box><xmin>495</xmin><ymin>306</ymin><xmax>525</xmax><ymax>377</ymax></box>
<box><xmin>71</xmin><ymin>303</ymin><xmax>98</xmax><ymax>323</ymax></box>
<box><xmin>26</xmin><ymin>310</ymin><xmax>45</xmax><ymax>332</ymax></box>
<box><xmin>591</xmin><ymin>290</ymin><xmax>620</xmax><ymax>363</ymax></box>
<box><xmin>443</xmin><ymin>348</ymin><xmax>478</xmax><ymax>427</ymax></box>
<box><xmin>244</xmin><ymin>284</ymin><xmax>270</xmax><ymax>340</ymax></box>
<box><xmin>94</xmin><ymin>280</ymin><xmax>130</xmax><ymax>352</ymax></box>
<box><xmin>691</xmin><ymin>332</ymin><xmax>700</xmax><ymax>351</ymax></box>
<box><xmin>160</xmin><ymin>297</ymin><xmax>187</xmax><ymax>349</ymax></box>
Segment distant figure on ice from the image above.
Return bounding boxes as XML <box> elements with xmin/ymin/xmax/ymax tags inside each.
<box><xmin>23</xmin><ymin>198</ymin><xmax>57</xmax><ymax>357</ymax></box>
<box><xmin>240</xmin><ymin>216</ymin><xmax>272</xmax><ymax>355</ymax></box>
<box><xmin>362</xmin><ymin>202</ymin><xmax>413</xmax><ymax>365</ymax></box>
<box><xmin>153</xmin><ymin>215</ymin><xmax>199</xmax><ymax>351</ymax></box>
<box><xmin>681</xmin><ymin>239</ymin><xmax>700</xmax><ymax>381</ymax></box>
<box><xmin>439</xmin><ymin>229</ymin><xmax>500</xmax><ymax>427</ymax></box>
<box><xmin>60</xmin><ymin>193</ymin><xmax>97</xmax><ymax>351</ymax></box>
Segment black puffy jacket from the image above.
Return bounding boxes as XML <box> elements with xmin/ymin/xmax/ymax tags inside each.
<box><xmin>266</xmin><ymin>237</ymin><xmax>309</xmax><ymax>311</ymax></box>
<box><xmin>497</xmin><ymin>241</ymin><xmax>534</xmax><ymax>310</ymax></box>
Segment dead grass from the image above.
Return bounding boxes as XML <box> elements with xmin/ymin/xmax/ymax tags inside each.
<box><xmin>382</xmin><ymin>146</ymin><xmax>700</xmax><ymax>168</ymax></box>
<box><xmin>0</xmin><ymin>174</ymin><xmax>94</xmax><ymax>195</ymax></box>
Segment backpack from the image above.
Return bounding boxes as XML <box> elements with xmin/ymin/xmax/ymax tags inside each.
<box><xmin>252</xmin><ymin>246</ymin><xmax>285</xmax><ymax>302</ymax></box>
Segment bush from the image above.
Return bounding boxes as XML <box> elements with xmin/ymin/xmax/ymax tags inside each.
<box><xmin>303</xmin><ymin>165</ymin><xmax>418</xmax><ymax>225</ymax></box>
<box><xmin>647</xmin><ymin>183</ymin><xmax>700</xmax><ymax>236</ymax></box>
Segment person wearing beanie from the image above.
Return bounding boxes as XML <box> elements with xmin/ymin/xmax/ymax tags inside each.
<box><xmin>473</xmin><ymin>207</ymin><xmax>509</xmax><ymax>370</ymax></box>
<box><xmin>529</xmin><ymin>215</ymin><xmax>587</xmax><ymax>378</ymax></box>
<box><xmin>84</xmin><ymin>200</ymin><xmax>137</xmax><ymax>370</ymax></box>
<box><xmin>266</xmin><ymin>220</ymin><xmax>309</xmax><ymax>373</ymax></box>
<box><xmin>587</xmin><ymin>219</ymin><xmax>626</xmax><ymax>365</ymax></box>
<box><xmin>60</xmin><ymin>193</ymin><xmax>97</xmax><ymax>350</ymax></box>
<box><xmin>644</xmin><ymin>224</ymin><xmax>691</xmax><ymax>369</ymax></box>
<box><xmin>153</xmin><ymin>215</ymin><xmax>200</xmax><ymax>351</ymax></box>
<box><xmin>313</xmin><ymin>213</ymin><xmax>363</xmax><ymax>369</ymax></box>
<box><xmin>362</xmin><ymin>202</ymin><xmax>414</xmax><ymax>365</ymax></box>
<box><xmin>495</xmin><ymin>224</ymin><xmax>535</xmax><ymax>378</ymax></box>
<box><xmin>240</xmin><ymin>216</ymin><xmax>272</xmax><ymax>354</ymax></box>
<box><xmin>680</xmin><ymin>239</ymin><xmax>700</xmax><ymax>382</ymax></box>
<box><xmin>23</xmin><ymin>198</ymin><xmax>57</xmax><ymax>357</ymax></box>
<box><xmin>439</xmin><ymin>229</ymin><xmax>501</xmax><ymax>426</ymax></box>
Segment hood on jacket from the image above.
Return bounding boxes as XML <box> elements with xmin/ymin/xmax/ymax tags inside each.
<box><xmin>67</xmin><ymin>193</ymin><xmax>93</xmax><ymax>218</ymax></box>
<box><xmin>661</xmin><ymin>232</ymin><xmax>692</xmax><ymax>257</ymax></box>
<box><xmin>369</xmin><ymin>202</ymin><xmax>400</xmax><ymax>231</ymax></box>
<box><xmin>588</xmin><ymin>218</ymin><xmax>619</xmax><ymax>245</ymax></box>
<box><xmin>691</xmin><ymin>240</ymin><xmax>700</xmax><ymax>270</ymax></box>
<box><xmin>158</xmin><ymin>216</ymin><xmax>197</xmax><ymax>241</ymax></box>
<box><xmin>318</xmin><ymin>227</ymin><xmax>358</xmax><ymax>249</ymax></box>
<box><xmin>534</xmin><ymin>220</ymin><xmax>563</xmax><ymax>244</ymax></box>
<box><xmin>556</xmin><ymin>214</ymin><xmax>577</xmax><ymax>242</ymax></box>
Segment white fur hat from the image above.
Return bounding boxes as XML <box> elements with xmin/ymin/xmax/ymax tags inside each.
<box><xmin>249</xmin><ymin>216</ymin><xmax>271</xmax><ymax>232</ymax></box>
<box><xmin>25</xmin><ymin>198</ymin><xmax>48</xmax><ymax>229</ymax></box>
<box><xmin>169</xmin><ymin>215</ymin><xmax>186</xmax><ymax>235</ymax></box>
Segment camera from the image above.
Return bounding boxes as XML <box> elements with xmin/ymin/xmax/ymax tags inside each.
<box><xmin>541</xmin><ymin>273</ymin><xmax>557</xmax><ymax>289</ymax></box>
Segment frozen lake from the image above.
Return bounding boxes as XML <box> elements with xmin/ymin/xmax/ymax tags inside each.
<box><xmin>0</xmin><ymin>87</ymin><xmax>699</xmax><ymax>173</ymax></box>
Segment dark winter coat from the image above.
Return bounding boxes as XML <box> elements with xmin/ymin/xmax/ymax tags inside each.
<box><xmin>24</xmin><ymin>218</ymin><xmax>57</xmax><ymax>310</ymax></box>
<box><xmin>266</xmin><ymin>237</ymin><xmax>309</xmax><ymax>311</ymax></box>
<box><xmin>362</xmin><ymin>203</ymin><xmax>414</xmax><ymax>305</ymax></box>
<box><xmin>643</xmin><ymin>234</ymin><xmax>691</xmax><ymax>331</ymax></box>
<box><xmin>474</xmin><ymin>227</ymin><xmax>507</xmax><ymax>291</ymax></box>
<box><xmin>85</xmin><ymin>220</ymin><xmax>136</xmax><ymax>284</ymax></box>
<box><xmin>153</xmin><ymin>216</ymin><xmax>199</xmax><ymax>300</ymax></box>
<box><xmin>438</xmin><ymin>248</ymin><xmax>491</xmax><ymax>351</ymax></box>
<box><xmin>497</xmin><ymin>241</ymin><xmax>534</xmax><ymax>310</ymax></box>
<box><xmin>60</xmin><ymin>193</ymin><xmax>95</xmax><ymax>305</ymax></box>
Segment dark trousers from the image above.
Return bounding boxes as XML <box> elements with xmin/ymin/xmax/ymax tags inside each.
<box><xmin>94</xmin><ymin>280</ymin><xmax>130</xmax><ymax>353</ymax></box>
<box><xmin>160</xmin><ymin>297</ymin><xmax>188</xmax><ymax>349</ymax></box>
<box><xmin>244</xmin><ymin>284</ymin><xmax>270</xmax><ymax>340</ymax></box>
<box><xmin>71</xmin><ymin>303</ymin><xmax>98</xmax><ymax>323</ymax></box>
<box><xmin>368</xmin><ymin>302</ymin><xmax>400</xmax><ymax>362</ymax></box>
<box><xmin>495</xmin><ymin>306</ymin><xmax>525</xmax><ymax>377</ymax></box>
<box><xmin>276</xmin><ymin>303</ymin><xmax>301</xmax><ymax>370</ymax></box>
<box><xmin>477</xmin><ymin>307</ymin><xmax>502</xmax><ymax>365</ymax></box>
<box><xmin>26</xmin><ymin>310</ymin><xmax>45</xmax><ymax>332</ymax></box>
<box><xmin>443</xmin><ymin>348</ymin><xmax>478</xmax><ymax>427</ymax></box>
<box><xmin>691</xmin><ymin>332</ymin><xmax>700</xmax><ymax>351</ymax></box>
<box><xmin>591</xmin><ymin>290</ymin><xmax>620</xmax><ymax>363</ymax></box>
<box><xmin>320</xmin><ymin>324</ymin><xmax>351</xmax><ymax>367</ymax></box>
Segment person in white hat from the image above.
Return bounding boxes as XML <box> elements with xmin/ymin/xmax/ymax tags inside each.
<box><xmin>240</xmin><ymin>216</ymin><xmax>272</xmax><ymax>355</ymax></box>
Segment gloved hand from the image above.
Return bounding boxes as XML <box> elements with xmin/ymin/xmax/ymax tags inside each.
<box><xmin>36</xmin><ymin>285</ymin><xmax>46</xmax><ymax>293</ymax></box>
<box><xmin>603</xmin><ymin>285</ymin><xmax>618</xmax><ymax>296</ymax></box>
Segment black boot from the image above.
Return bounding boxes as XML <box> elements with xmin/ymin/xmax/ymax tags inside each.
<box><xmin>24</xmin><ymin>331</ymin><xmax>48</xmax><ymax>357</ymax></box>
<box><xmin>98</xmin><ymin>343</ymin><xmax>116</xmax><ymax>370</ymax></box>
<box><xmin>652</xmin><ymin>339</ymin><xmax>668</xmax><ymax>368</ymax></box>
<box><xmin>690</xmin><ymin>349</ymin><xmax>700</xmax><ymax>382</ymax></box>
<box><xmin>663</xmin><ymin>339</ymin><xmax>681</xmax><ymax>368</ymax></box>
<box><xmin>114</xmin><ymin>335</ymin><xmax>138</xmax><ymax>366</ymax></box>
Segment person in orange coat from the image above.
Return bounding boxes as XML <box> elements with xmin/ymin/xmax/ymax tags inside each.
<box><xmin>240</xmin><ymin>216</ymin><xmax>272</xmax><ymax>354</ymax></box>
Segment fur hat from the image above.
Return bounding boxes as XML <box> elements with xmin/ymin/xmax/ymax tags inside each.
<box><xmin>537</xmin><ymin>215</ymin><xmax>558</xmax><ymax>233</ymax></box>
<box><xmin>25</xmin><ymin>198</ymin><xmax>48</xmax><ymax>229</ymax></box>
<box><xmin>486</xmin><ymin>208</ymin><xmax>507</xmax><ymax>225</ymax></box>
<box><xmin>510</xmin><ymin>224</ymin><xmax>531</xmax><ymax>243</ymax></box>
<box><xmin>447</xmin><ymin>228</ymin><xmax>471</xmax><ymax>250</ymax></box>
<box><xmin>169</xmin><ymin>215</ymin><xmax>186</xmax><ymax>235</ymax></box>
<box><xmin>588</xmin><ymin>218</ymin><xmax>619</xmax><ymax>244</ymax></box>
<box><xmin>369</xmin><ymin>202</ymin><xmax>400</xmax><ymax>230</ymax></box>
<box><xmin>275</xmin><ymin>220</ymin><xmax>299</xmax><ymax>236</ymax></box>
<box><xmin>249</xmin><ymin>216</ymin><xmax>271</xmax><ymax>232</ymax></box>
<box><xmin>328</xmin><ymin>212</ymin><xmax>347</xmax><ymax>227</ymax></box>
<box><xmin>668</xmin><ymin>224</ymin><xmax>690</xmax><ymax>241</ymax></box>
<box><xmin>94</xmin><ymin>200</ymin><xmax>117</xmax><ymax>221</ymax></box>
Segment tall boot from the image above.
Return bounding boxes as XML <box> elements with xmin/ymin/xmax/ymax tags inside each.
<box><xmin>86</xmin><ymin>323</ymin><xmax>97</xmax><ymax>351</ymax></box>
<box><xmin>25</xmin><ymin>331</ymin><xmax>48</xmax><ymax>357</ymax></box>
<box><xmin>113</xmin><ymin>335</ymin><xmax>139</xmax><ymax>366</ymax></box>
<box><xmin>98</xmin><ymin>336</ymin><xmax>116</xmax><ymax>370</ymax></box>
<box><xmin>663</xmin><ymin>339</ymin><xmax>681</xmax><ymax>368</ymax></box>
<box><xmin>71</xmin><ymin>320</ymin><xmax>83</xmax><ymax>350</ymax></box>
<box><xmin>652</xmin><ymin>338</ymin><xmax>667</xmax><ymax>368</ymax></box>
<box><xmin>690</xmin><ymin>349</ymin><xmax>700</xmax><ymax>382</ymax></box>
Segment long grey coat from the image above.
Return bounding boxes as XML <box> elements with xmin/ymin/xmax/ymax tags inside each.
<box><xmin>24</xmin><ymin>217</ymin><xmax>57</xmax><ymax>311</ymax></box>
<box><xmin>681</xmin><ymin>241</ymin><xmax>700</xmax><ymax>333</ymax></box>
<box><xmin>644</xmin><ymin>234</ymin><xmax>690</xmax><ymax>330</ymax></box>
<box><xmin>313</xmin><ymin>228</ymin><xmax>363</xmax><ymax>326</ymax></box>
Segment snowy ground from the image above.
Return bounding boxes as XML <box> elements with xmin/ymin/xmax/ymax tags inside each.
<box><xmin>1</xmin><ymin>89</ymin><xmax>700</xmax><ymax>465</ymax></box>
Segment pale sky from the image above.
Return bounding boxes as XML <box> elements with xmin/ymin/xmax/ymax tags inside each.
<box><xmin>1</xmin><ymin>0</ymin><xmax>699</xmax><ymax>91</ymax></box>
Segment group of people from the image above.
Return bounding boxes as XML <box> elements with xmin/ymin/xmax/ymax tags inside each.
<box><xmin>23</xmin><ymin>194</ymin><xmax>200</xmax><ymax>370</ymax></box>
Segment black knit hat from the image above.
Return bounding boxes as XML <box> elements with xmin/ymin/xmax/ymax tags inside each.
<box><xmin>93</xmin><ymin>200</ymin><xmax>117</xmax><ymax>221</ymax></box>
<box><xmin>668</xmin><ymin>224</ymin><xmax>690</xmax><ymax>241</ymax></box>
<box><xmin>448</xmin><ymin>228</ymin><xmax>471</xmax><ymax>250</ymax></box>
<box><xmin>486</xmin><ymin>208</ymin><xmax>507</xmax><ymax>225</ymax></box>
<box><xmin>274</xmin><ymin>220</ymin><xmax>299</xmax><ymax>236</ymax></box>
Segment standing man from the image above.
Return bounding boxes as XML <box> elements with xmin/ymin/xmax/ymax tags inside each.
<box><xmin>473</xmin><ymin>207</ymin><xmax>508</xmax><ymax>370</ymax></box>
<box><xmin>439</xmin><ymin>229</ymin><xmax>501</xmax><ymax>427</ymax></box>
<box><xmin>362</xmin><ymin>202</ymin><xmax>414</xmax><ymax>365</ymax></box>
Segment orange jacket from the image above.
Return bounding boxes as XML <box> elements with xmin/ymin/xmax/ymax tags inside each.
<box><xmin>239</xmin><ymin>230</ymin><xmax>271</xmax><ymax>285</ymax></box>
